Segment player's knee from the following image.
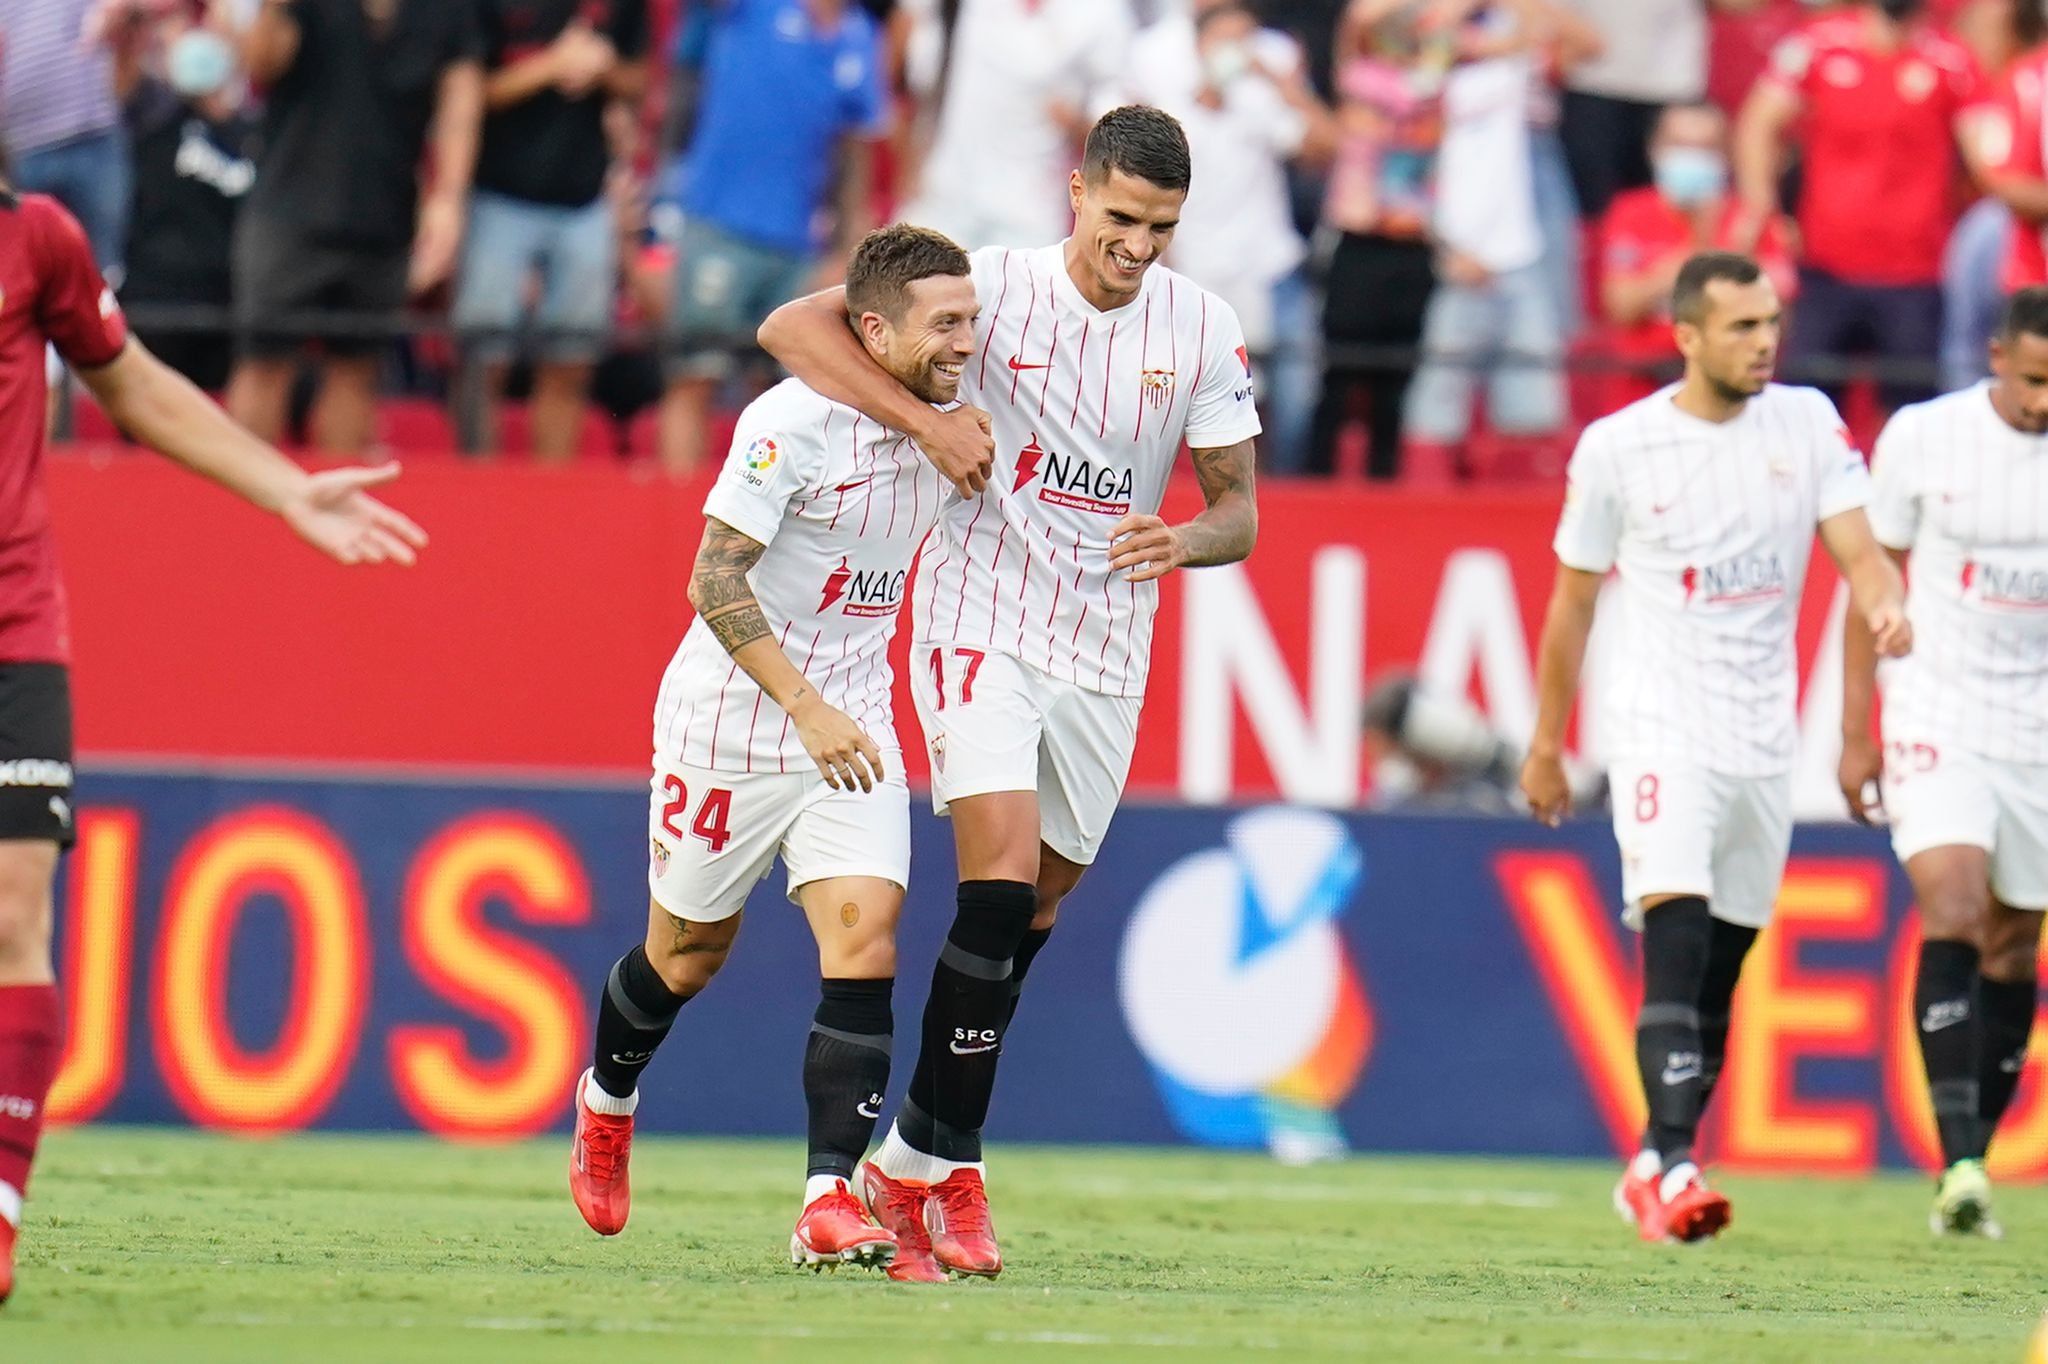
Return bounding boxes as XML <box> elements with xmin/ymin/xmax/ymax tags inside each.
<box><xmin>1918</xmin><ymin>884</ymin><xmax>1989</xmax><ymax>943</ymax></box>
<box><xmin>1980</xmin><ymin>911</ymin><xmax>2044</xmax><ymax>983</ymax></box>
<box><xmin>822</xmin><ymin>932</ymin><xmax>896</xmax><ymax>979</ymax></box>
<box><xmin>643</xmin><ymin>910</ymin><xmax>739</xmax><ymax>995</ymax></box>
<box><xmin>0</xmin><ymin>849</ymin><xmax>56</xmax><ymax>970</ymax></box>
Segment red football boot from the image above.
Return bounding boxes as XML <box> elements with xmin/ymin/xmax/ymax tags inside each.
<box><xmin>1660</xmin><ymin>1168</ymin><xmax>1732</xmax><ymax>1244</ymax></box>
<box><xmin>791</xmin><ymin>1179</ymin><xmax>897</xmax><ymax>1271</ymax></box>
<box><xmin>0</xmin><ymin>1216</ymin><xmax>15</xmax><ymax>1306</ymax></box>
<box><xmin>1614</xmin><ymin>1162</ymin><xmax>1667</xmax><ymax>1242</ymax></box>
<box><xmin>926</xmin><ymin>1167</ymin><xmax>1002</xmax><ymax>1277</ymax></box>
<box><xmin>568</xmin><ymin>1070</ymin><xmax>633</xmax><ymax>1236</ymax></box>
<box><xmin>859</xmin><ymin>1162</ymin><xmax>948</xmax><ymax>1284</ymax></box>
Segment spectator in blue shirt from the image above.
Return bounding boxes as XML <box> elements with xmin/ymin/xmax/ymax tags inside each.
<box><xmin>656</xmin><ymin>0</ymin><xmax>886</xmax><ymax>473</ymax></box>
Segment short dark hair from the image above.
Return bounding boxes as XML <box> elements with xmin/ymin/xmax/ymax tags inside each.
<box><xmin>1671</xmin><ymin>251</ymin><xmax>1765</xmax><ymax>325</ymax></box>
<box><xmin>1082</xmin><ymin>105</ymin><xmax>1191</xmax><ymax>193</ymax></box>
<box><xmin>2000</xmin><ymin>286</ymin><xmax>2048</xmax><ymax>343</ymax></box>
<box><xmin>844</xmin><ymin>223</ymin><xmax>971</xmax><ymax>323</ymax></box>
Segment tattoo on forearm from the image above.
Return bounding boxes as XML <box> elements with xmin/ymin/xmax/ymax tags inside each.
<box><xmin>1182</xmin><ymin>439</ymin><xmax>1259</xmax><ymax>566</ymax></box>
<box><xmin>691</xmin><ymin>518</ymin><xmax>773</xmax><ymax>655</ymax></box>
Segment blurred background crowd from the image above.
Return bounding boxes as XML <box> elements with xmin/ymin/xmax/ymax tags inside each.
<box><xmin>3</xmin><ymin>0</ymin><xmax>2041</xmax><ymax>482</ymax></box>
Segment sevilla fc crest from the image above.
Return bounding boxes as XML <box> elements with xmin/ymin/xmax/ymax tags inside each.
<box><xmin>1140</xmin><ymin>369</ymin><xmax>1175</xmax><ymax>410</ymax></box>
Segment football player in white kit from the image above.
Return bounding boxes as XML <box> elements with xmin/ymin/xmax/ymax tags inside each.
<box><xmin>1522</xmin><ymin>253</ymin><xmax>1911</xmax><ymax>1243</ymax></box>
<box><xmin>1840</xmin><ymin>287</ymin><xmax>2048</xmax><ymax>1239</ymax></box>
<box><xmin>566</xmin><ymin>227</ymin><xmax>974</xmax><ymax>1280</ymax></box>
<box><xmin>759</xmin><ymin>107</ymin><xmax>1261</xmax><ymax>1277</ymax></box>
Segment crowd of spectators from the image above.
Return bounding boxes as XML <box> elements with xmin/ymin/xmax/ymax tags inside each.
<box><xmin>4</xmin><ymin>0</ymin><xmax>2046</xmax><ymax>480</ymax></box>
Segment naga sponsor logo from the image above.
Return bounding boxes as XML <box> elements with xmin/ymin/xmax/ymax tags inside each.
<box><xmin>1011</xmin><ymin>431</ymin><xmax>1134</xmax><ymax>515</ymax></box>
<box><xmin>817</xmin><ymin>555</ymin><xmax>907</xmax><ymax>618</ymax></box>
<box><xmin>0</xmin><ymin>759</ymin><xmax>72</xmax><ymax>788</ymax></box>
<box><xmin>0</xmin><ymin>1094</ymin><xmax>34</xmax><ymax>1120</ymax></box>
<box><xmin>1963</xmin><ymin>558</ymin><xmax>2048</xmax><ymax>610</ymax></box>
<box><xmin>1680</xmin><ymin>552</ymin><xmax>1787</xmax><ymax>607</ymax></box>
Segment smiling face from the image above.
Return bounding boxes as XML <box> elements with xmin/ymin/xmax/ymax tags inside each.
<box><xmin>1066</xmin><ymin>167</ymin><xmax>1186</xmax><ymax>309</ymax></box>
<box><xmin>860</xmin><ymin>272</ymin><xmax>980</xmax><ymax>406</ymax></box>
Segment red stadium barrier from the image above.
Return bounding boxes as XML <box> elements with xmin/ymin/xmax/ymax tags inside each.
<box><xmin>47</xmin><ymin>448</ymin><xmax>1849</xmax><ymax>802</ymax></box>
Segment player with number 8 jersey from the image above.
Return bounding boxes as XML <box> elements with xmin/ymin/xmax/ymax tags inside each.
<box><xmin>1523</xmin><ymin>252</ymin><xmax>1909</xmax><ymax>1248</ymax></box>
<box><xmin>568</xmin><ymin>227</ymin><xmax>974</xmax><ymax>1282</ymax></box>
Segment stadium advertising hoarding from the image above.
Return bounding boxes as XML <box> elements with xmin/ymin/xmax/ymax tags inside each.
<box><xmin>49</xmin><ymin>769</ymin><xmax>2048</xmax><ymax>1177</ymax></box>
<box><xmin>48</xmin><ymin>456</ymin><xmax>1859</xmax><ymax>817</ymax></box>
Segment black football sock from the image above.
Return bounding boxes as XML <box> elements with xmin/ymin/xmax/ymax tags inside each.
<box><xmin>900</xmin><ymin>880</ymin><xmax>1037</xmax><ymax>1163</ymax></box>
<box><xmin>1915</xmin><ymin>939</ymin><xmax>1984</xmax><ymax>1165</ymax></box>
<box><xmin>804</xmin><ymin>977</ymin><xmax>893</xmax><ymax>1180</ymax></box>
<box><xmin>1636</xmin><ymin>896</ymin><xmax>1713</xmax><ymax>1168</ymax></box>
<box><xmin>1694</xmin><ymin>919</ymin><xmax>1759</xmax><ymax>1121</ymax></box>
<box><xmin>1004</xmin><ymin>925</ymin><xmax>1055</xmax><ymax>1027</ymax></box>
<box><xmin>1978</xmin><ymin>974</ymin><xmax>2037</xmax><ymax>1146</ymax></box>
<box><xmin>591</xmin><ymin>945</ymin><xmax>692</xmax><ymax>1099</ymax></box>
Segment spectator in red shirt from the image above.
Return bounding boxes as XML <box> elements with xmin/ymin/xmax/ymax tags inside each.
<box><xmin>1598</xmin><ymin>101</ymin><xmax>1796</xmax><ymax>409</ymax></box>
<box><xmin>1974</xmin><ymin>21</ymin><xmax>2048</xmax><ymax>293</ymax></box>
<box><xmin>1734</xmin><ymin>0</ymin><xmax>1986</xmax><ymax>408</ymax></box>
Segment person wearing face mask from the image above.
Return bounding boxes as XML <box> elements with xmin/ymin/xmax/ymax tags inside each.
<box><xmin>1598</xmin><ymin>101</ymin><xmax>1797</xmax><ymax>409</ymax></box>
<box><xmin>111</xmin><ymin>6</ymin><xmax>260</xmax><ymax>392</ymax></box>
<box><xmin>1734</xmin><ymin>0</ymin><xmax>1991</xmax><ymax>412</ymax></box>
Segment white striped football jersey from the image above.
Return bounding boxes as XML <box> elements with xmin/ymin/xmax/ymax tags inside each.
<box><xmin>657</xmin><ymin>379</ymin><xmax>951</xmax><ymax>774</ymax></box>
<box><xmin>1553</xmin><ymin>383</ymin><xmax>1872</xmax><ymax>776</ymax></box>
<box><xmin>1868</xmin><ymin>382</ymin><xmax>2048</xmax><ymax>762</ymax></box>
<box><xmin>912</xmin><ymin>242</ymin><xmax>1263</xmax><ymax>697</ymax></box>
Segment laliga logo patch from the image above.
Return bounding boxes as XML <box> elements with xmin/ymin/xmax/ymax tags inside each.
<box><xmin>1118</xmin><ymin>808</ymin><xmax>1372</xmax><ymax>1164</ymax></box>
<box><xmin>739</xmin><ymin>435</ymin><xmax>780</xmax><ymax>489</ymax></box>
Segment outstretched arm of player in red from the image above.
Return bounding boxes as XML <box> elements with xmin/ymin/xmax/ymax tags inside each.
<box><xmin>687</xmin><ymin>517</ymin><xmax>884</xmax><ymax>792</ymax></box>
<box><xmin>757</xmin><ymin>289</ymin><xmax>991</xmax><ymax>495</ymax></box>
<box><xmin>1108</xmin><ymin>438</ymin><xmax>1258</xmax><ymax>583</ymax></box>
<box><xmin>1821</xmin><ymin>508</ymin><xmax>1912</xmax><ymax>659</ymax></box>
<box><xmin>1520</xmin><ymin>565</ymin><xmax>1603</xmax><ymax>827</ymax></box>
<box><xmin>73</xmin><ymin>341</ymin><xmax>428</xmax><ymax>566</ymax></box>
<box><xmin>1837</xmin><ymin>544</ymin><xmax>1909</xmax><ymax>825</ymax></box>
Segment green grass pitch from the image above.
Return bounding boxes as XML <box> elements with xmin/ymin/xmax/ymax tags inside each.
<box><xmin>5</xmin><ymin>1127</ymin><xmax>2047</xmax><ymax>1363</ymax></box>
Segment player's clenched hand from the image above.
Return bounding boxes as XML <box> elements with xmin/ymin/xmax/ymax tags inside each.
<box><xmin>1519</xmin><ymin>751</ymin><xmax>1572</xmax><ymax>828</ymax></box>
<box><xmin>793</xmin><ymin>697</ymin><xmax>885</xmax><ymax>793</ymax></box>
<box><xmin>1109</xmin><ymin>514</ymin><xmax>1189</xmax><ymax>583</ymax></box>
<box><xmin>914</xmin><ymin>405</ymin><xmax>994</xmax><ymax>497</ymax></box>
<box><xmin>1838</xmin><ymin>732</ymin><xmax>1885</xmax><ymax>827</ymax></box>
<box><xmin>282</xmin><ymin>464</ymin><xmax>430</xmax><ymax>566</ymax></box>
<box><xmin>1868</xmin><ymin>603</ymin><xmax>1913</xmax><ymax>658</ymax></box>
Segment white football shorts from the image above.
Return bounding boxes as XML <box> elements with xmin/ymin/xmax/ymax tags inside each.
<box><xmin>646</xmin><ymin>752</ymin><xmax>910</xmax><ymax>923</ymax></box>
<box><xmin>909</xmin><ymin>642</ymin><xmax>1142</xmax><ymax>866</ymax></box>
<box><xmin>1882</xmin><ymin>737</ymin><xmax>2048</xmax><ymax>911</ymax></box>
<box><xmin>1606</xmin><ymin>759</ymin><xmax>1794</xmax><ymax>930</ymax></box>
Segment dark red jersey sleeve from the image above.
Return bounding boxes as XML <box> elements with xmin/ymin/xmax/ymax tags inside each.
<box><xmin>31</xmin><ymin>197</ymin><xmax>128</xmax><ymax>370</ymax></box>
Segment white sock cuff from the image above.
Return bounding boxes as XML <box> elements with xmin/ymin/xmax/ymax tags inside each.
<box><xmin>0</xmin><ymin>1180</ymin><xmax>20</xmax><ymax>1227</ymax></box>
<box><xmin>583</xmin><ymin>1070</ymin><xmax>638</xmax><ymax>1117</ymax></box>
<box><xmin>1659</xmin><ymin>1161</ymin><xmax>1700</xmax><ymax>1201</ymax></box>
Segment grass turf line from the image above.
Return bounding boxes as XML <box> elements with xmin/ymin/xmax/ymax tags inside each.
<box><xmin>4</xmin><ymin>1127</ymin><xmax>2045</xmax><ymax>1363</ymax></box>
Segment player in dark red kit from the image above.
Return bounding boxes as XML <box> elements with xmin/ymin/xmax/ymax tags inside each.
<box><xmin>0</xmin><ymin>185</ymin><xmax>427</xmax><ymax>1305</ymax></box>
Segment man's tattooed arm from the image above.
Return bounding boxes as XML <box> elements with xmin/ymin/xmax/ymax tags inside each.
<box><xmin>686</xmin><ymin>517</ymin><xmax>816</xmax><ymax>713</ymax></box>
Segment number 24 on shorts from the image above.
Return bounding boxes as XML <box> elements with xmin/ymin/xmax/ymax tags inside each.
<box><xmin>661</xmin><ymin>774</ymin><xmax>734</xmax><ymax>852</ymax></box>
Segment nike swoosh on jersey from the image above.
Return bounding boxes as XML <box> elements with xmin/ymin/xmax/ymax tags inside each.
<box><xmin>1006</xmin><ymin>355</ymin><xmax>1051</xmax><ymax>371</ymax></box>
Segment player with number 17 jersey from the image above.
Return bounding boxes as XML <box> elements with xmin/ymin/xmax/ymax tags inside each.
<box><xmin>911</xmin><ymin>238</ymin><xmax>1261</xmax><ymax>859</ymax></box>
